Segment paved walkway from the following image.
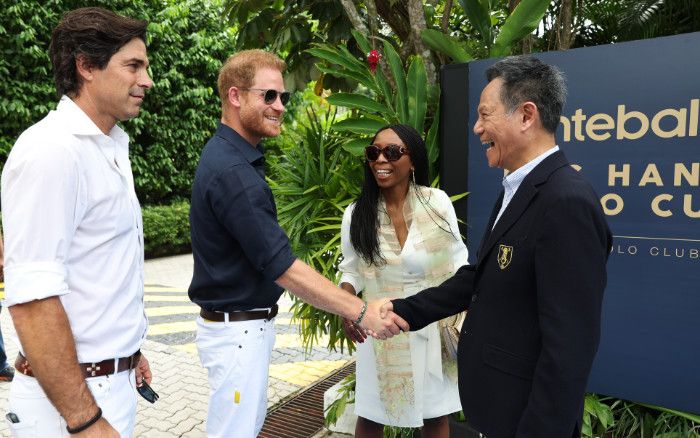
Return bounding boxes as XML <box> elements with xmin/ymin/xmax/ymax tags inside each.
<box><xmin>0</xmin><ymin>254</ymin><xmax>352</xmax><ymax>437</ymax></box>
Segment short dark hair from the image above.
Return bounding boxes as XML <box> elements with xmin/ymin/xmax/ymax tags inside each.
<box><xmin>49</xmin><ymin>7</ymin><xmax>148</xmax><ymax>97</ymax></box>
<box><xmin>486</xmin><ymin>55</ymin><xmax>566</xmax><ymax>133</ymax></box>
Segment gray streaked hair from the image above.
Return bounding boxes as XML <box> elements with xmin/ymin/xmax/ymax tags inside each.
<box><xmin>485</xmin><ymin>55</ymin><xmax>566</xmax><ymax>133</ymax></box>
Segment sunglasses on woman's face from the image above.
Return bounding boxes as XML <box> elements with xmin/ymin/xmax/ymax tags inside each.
<box><xmin>239</xmin><ymin>88</ymin><xmax>291</xmax><ymax>106</ymax></box>
<box><xmin>364</xmin><ymin>144</ymin><xmax>409</xmax><ymax>162</ymax></box>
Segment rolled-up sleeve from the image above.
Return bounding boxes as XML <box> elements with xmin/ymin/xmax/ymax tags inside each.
<box><xmin>210</xmin><ymin>164</ymin><xmax>295</xmax><ymax>282</ymax></box>
<box><xmin>338</xmin><ymin>204</ymin><xmax>364</xmax><ymax>293</ymax></box>
<box><xmin>1</xmin><ymin>140</ymin><xmax>81</xmax><ymax>306</ymax></box>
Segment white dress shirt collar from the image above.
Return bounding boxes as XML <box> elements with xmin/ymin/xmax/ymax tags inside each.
<box><xmin>56</xmin><ymin>95</ymin><xmax>129</xmax><ymax>142</ymax></box>
<box><xmin>492</xmin><ymin>146</ymin><xmax>560</xmax><ymax>228</ymax></box>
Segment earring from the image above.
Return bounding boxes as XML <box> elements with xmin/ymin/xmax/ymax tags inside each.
<box><xmin>411</xmin><ymin>169</ymin><xmax>416</xmax><ymax>184</ymax></box>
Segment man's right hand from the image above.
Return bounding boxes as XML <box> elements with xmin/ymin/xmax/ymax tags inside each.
<box><xmin>379</xmin><ymin>299</ymin><xmax>394</xmax><ymax>318</ymax></box>
<box><xmin>361</xmin><ymin>299</ymin><xmax>409</xmax><ymax>339</ymax></box>
<box><xmin>73</xmin><ymin>417</ymin><xmax>119</xmax><ymax>437</ymax></box>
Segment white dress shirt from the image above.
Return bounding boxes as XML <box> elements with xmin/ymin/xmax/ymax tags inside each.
<box><xmin>1</xmin><ymin>96</ymin><xmax>147</xmax><ymax>362</ymax></box>
<box><xmin>493</xmin><ymin>146</ymin><xmax>560</xmax><ymax>228</ymax></box>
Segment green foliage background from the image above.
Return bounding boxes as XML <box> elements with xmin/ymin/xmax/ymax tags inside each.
<box><xmin>0</xmin><ymin>0</ymin><xmax>234</xmax><ymax>205</ymax></box>
<box><xmin>141</xmin><ymin>201</ymin><xmax>191</xmax><ymax>258</ymax></box>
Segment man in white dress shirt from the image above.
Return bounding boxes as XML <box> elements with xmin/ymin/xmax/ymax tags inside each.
<box><xmin>1</xmin><ymin>7</ymin><xmax>153</xmax><ymax>437</ymax></box>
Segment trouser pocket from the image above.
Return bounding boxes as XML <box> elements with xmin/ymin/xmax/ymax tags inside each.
<box><xmin>6</xmin><ymin>415</ymin><xmax>38</xmax><ymax>438</ymax></box>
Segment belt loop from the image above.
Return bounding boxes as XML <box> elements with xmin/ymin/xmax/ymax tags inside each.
<box><xmin>224</xmin><ymin>312</ymin><xmax>230</xmax><ymax>324</ymax></box>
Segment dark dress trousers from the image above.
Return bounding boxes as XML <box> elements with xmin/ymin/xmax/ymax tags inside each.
<box><xmin>392</xmin><ymin>151</ymin><xmax>612</xmax><ymax>438</ymax></box>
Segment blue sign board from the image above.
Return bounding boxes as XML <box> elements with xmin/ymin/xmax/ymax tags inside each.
<box><xmin>441</xmin><ymin>33</ymin><xmax>700</xmax><ymax>414</ymax></box>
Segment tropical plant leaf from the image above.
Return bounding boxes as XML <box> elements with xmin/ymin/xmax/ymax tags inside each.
<box><xmin>382</xmin><ymin>39</ymin><xmax>408</xmax><ymax>123</ymax></box>
<box><xmin>327</xmin><ymin>93</ymin><xmax>390</xmax><ymax>115</ymax></box>
<box><xmin>492</xmin><ymin>0</ymin><xmax>550</xmax><ymax>57</ymax></box>
<box><xmin>638</xmin><ymin>403</ymin><xmax>700</xmax><ymax>423</ymax></box>
<box><xmin>332</xmin><ymin>117</ymin><xmax>386</xmax><ymax>135</ymax></box>
<box><xmin>337</xmin><ymin>45</ymin><xmax>368</xmax><ymax>72</ymax></box>
<box><xmin>425</xmin><ymin>106</ymin><xmax>440</xmax><ymax>178</ymax></box>
<box><xmin>406</xmin><ymin>57</ymin><xmax>427</xmax><ymax>132</ymax></box>
<box><xmin>315</xmin><ymin>64</ymin><xmax>374</xmax><ymax>91</ymax></box>
<box><xmin>342</xmin><ymin>137</ymin><xmax>371</xmax><ymax>156</ymax></box>
<box><xmin>421</xmin><ymin>29</ymin><xmax>473</xmax><ymax>63</ymax></box>
<box><xmin>457</xmin><ymin>0</ymin><xmax>493</xmax><ymax>49</ymax></box>
<box><xmin>306</xmin><ymin>46</ymin><xmax>367</xmax><ymax>75</ymax></box>
<box><xmin>351</xmin><ymin>29</ymin><xmax>372</xmax><ymax>54</ymax></box>
<box><xmin>374</xmin><ymin>67</ymin><xmax>397</xmax><ymax>118</ymax></box>
<box><xmin>449</xmin><ymin>192</ymin><xmax>469</xmax><ymax>202</ymax></box>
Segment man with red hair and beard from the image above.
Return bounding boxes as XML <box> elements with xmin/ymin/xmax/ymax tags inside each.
<box><xmin>188</xmin><ymin>50</ymin><xmax>408</xmax><ymax>438</ymax></box>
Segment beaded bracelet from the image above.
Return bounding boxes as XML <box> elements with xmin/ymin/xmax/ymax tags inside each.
<box><xmin>353</xmin><ymin>301</ymin><xmax>368</xmax><ymax>325</ymax></box>
<box><xmin>66</xmin><ymin>407</ymin><xmax>102</xmax><ymax>434</ymax></box>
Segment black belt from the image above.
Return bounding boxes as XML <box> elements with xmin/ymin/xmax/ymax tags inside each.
<box><xmin>200</xmin><ymin>304</ymin><xmax>278</xmax><ymax>322</ymax></box>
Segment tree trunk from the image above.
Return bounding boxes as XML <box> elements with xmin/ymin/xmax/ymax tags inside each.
<box><xmin>375</xmin><ymin>0</ymin><xmax>411</xmax><ymax>42</ymax></box>
<box><xmin>339</xmin><ymin>0</ymin><xmax>368</xmax><ymax>34</ymax></box>
<box><xmin>407</xmin><ymin>0</ymin><xmax>437</xmax><ymax>85</ymax></box>
<box><xmin>441</xmin><ymin>0</ymin><xmax>453</xmax><ymax>33</ymax></box>
<box><xmin>365</xmin><ymin>0</ymin><xmax>379</xmax><ymax>38</ymax></box>
<box><xmin>556</xmin><ymin>0</ymin><xmax>575</xmax><ymax>50</ymax></box>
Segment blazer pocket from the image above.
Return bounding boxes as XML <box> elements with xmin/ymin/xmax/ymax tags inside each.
<box><xmin>482</xmin><ymin>343</ymin><xmax>536</xmax><ymax>380</ymax></box>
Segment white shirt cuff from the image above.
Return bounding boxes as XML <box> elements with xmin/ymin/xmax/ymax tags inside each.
<box><xmin>339</xmin><ymin>273</ymin><xmax>363</xmax><ymax>294</ymax></box>
<box><xmin>4</xmin><ymin>262</ymin><xmax>70</xmax><ymax>306</ymax></box>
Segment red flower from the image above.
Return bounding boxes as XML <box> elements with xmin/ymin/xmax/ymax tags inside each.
<box><xmin>367</xmin><ymin>49</ymin><xmax>382</xmax><ymax>73</ymax></box>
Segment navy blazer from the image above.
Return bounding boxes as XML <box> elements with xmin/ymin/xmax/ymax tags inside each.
<box><xmin>393</xmin><ymin>151</ymin><xmax>612</xmax><ymax>438</ymax></box>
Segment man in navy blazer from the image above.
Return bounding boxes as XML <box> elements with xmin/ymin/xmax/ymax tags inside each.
<box><xmin>383</xmin><ymin>56</ymin><xmax>612</xmax><ymax>437</ymax></box>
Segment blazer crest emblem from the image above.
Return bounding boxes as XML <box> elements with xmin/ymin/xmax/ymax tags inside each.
<box><xmin>497</xmin><ymin>244</ymin><xmax>513</xmax><ymax>270</ymax></box>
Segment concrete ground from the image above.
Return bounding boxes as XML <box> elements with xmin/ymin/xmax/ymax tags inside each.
<box><xmin>0</xmin><ymin>254</ymin><xmax>352</xmax><ymax>437</ymax></box>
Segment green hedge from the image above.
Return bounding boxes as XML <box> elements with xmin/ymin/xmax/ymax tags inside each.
<box><xmin>142</xmin><ymin>202</ymin><xmax>190</xmax><ymax>258</ymax></box>
<box><xmin>1</xmin><ymin>0</ymin><xmax>236</xmax><ymax>205</ymax></box>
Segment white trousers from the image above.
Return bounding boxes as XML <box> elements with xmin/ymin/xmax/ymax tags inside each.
<box><xmin>196</xmin><ymin>316</ymin><xmax>276</xmax><ymax>438</ymax></box>
<box><xmin>6</xmin><ymin>369</ymin><xmax>137</xmax><ymax>437</ymax></box>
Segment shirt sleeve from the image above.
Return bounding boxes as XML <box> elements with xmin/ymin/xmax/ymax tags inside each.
<box><xmin>209</xmin><ymin>164</ymin><xmax>296</xmax><ymax>282</ymax></box>
<box><xmin>1</xmin><ymin>138</ymin><xmax>83</xmax><ymax>306</ymax></box>
<box><xmin>337</xmin><ymin>203</ymin><xmax>364</xmax><ymax>293</ymax></box>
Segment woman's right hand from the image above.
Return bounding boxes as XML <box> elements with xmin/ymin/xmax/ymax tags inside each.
<box><xmin>342</xmin><ymin>317</ymin><xmax>367</xmax><ymax>343</ymax></box>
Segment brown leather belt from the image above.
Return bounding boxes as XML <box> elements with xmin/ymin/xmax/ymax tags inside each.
<box><xmin>15</xmin><ymin>351</ymin><xmax>141</xmax><ymax>378</ymax></box>
<box><xmin>200</xmin><ymin>304</ymin><xmax>278</xmax><ymax>322</ymax></box>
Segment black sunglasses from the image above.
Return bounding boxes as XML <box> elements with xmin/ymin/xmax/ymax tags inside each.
<box><xmin>239</xmin><ymin>88</ymin><xmax>291</xmax><ymax>106</ymax></box>
<box><xmin>365</xmin><ymin>144</ymin><xmax>410</xmax><ymax>162</ymax></box>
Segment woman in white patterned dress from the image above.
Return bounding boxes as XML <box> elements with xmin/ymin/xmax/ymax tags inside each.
<box><xmin>339</xmin><ymin>124</ymin><xmax>469</xmax><ymax>437</ymax></box>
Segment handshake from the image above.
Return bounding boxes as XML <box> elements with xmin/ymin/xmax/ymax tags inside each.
<box><xmin>342</xmin><ymin>299</ymin><xmax>410</xmax><ymax>343</ymax></box>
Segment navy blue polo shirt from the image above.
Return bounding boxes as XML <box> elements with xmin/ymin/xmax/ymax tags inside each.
<box><xmin>188</xmin><ymin>122</ymin><xmax>296</xmax><ymax>311</ymax></box>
